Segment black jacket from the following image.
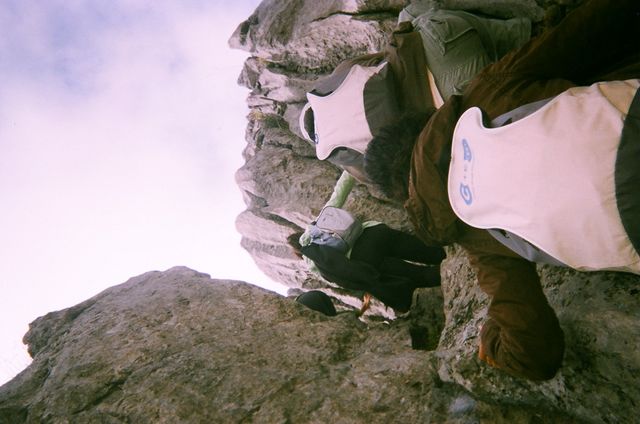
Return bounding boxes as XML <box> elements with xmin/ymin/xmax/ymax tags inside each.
<box><xmin>301</xmin><ymin>243</ymin><xmax>417</xmax><ymax>312</ymax></box>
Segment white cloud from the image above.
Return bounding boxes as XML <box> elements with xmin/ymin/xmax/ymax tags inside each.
<box><xmin>0</xmin><ymin>0</ymin><xmax>287</xmax><ymax>385</ymax></box>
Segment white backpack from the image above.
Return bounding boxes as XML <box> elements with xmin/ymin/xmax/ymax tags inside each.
<box><xmin>448</xmin><ymin>79</ymin><xmax>640</xmax><ymax>273</ymax></box>
<box><xmin>310</xmin><ymin>207</ymin><xmax>363</xmax><ymax>253</ymax></box>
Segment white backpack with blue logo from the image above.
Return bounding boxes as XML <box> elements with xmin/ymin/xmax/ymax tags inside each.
<box><xmin>448</xmin><ymin>79</ymin><xmax>640</xmax><ymax>274</ymax></box>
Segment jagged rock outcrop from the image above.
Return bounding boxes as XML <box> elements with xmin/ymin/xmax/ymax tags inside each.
<box><xmin>231</xmin><ymin>0</ymin><xmax>425</xmax><ymax>302</ymax></box>
<box><xmin>226</xmin><ymin>0</ymin><xmax>640</xmax><ymax>421</ymax></box>
<box><xmin>1</xmin><ymin>266</ymin><xmax>638</xmax><ymax>422</ymax></box>
<box><xmin>2</xmin><ymin>1</ymin><xmax>640</xmax><ymax>422</ymax></box>
<box><xmin>229</xmin><ymin>0</ymin><xmax>406</xmax><ymax>71</ymax></box>
<box><xmin>229</xmin><ymin>0</ymin><xmax>558</xmax><ymax>296</ymax></box>
<box><xmin>229</xmin><ymin>0</ymin><xmax>589</xmax><ymax>313</ymax></box>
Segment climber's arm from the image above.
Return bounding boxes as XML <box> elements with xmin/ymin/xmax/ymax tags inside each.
<box><xmin>299</xmin><ymin>170</ymin><xmax>356</xmax><ymax>249</ymax></box>
<box><xmin>466</xmin><ymin>249</ymin><xmax>564</xmax><ymax>381</ymax></box>
<box><xmin>485</xmin><ymin>0</ymin><xmax>640</xmax><ymax>84</ymax></box>
<box><xmin>325</xmin><ymin>170</ymin><xmax>356</xmax><ymax>209</ymax></box>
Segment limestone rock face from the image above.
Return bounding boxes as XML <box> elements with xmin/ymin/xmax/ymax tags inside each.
<box><xmin>231</xmin><ymin>0</ymin><xmax>424</xmax><ymax>296</ymax></box>
<box><xmin>3</xmin><ymin>0</ymin><xmax>640</xmax><ymax>422</ymax></box>
<box><xmin>229</xmin><ymin>0</ymin><xmax>405</xmax><ymax>70</ymax></box>
<box><xmin>1</xmin><ymin>266</ymin><xmax>638</xmax><ymax>423</ymax></box>
<box><xmin>224</xmin><ymin>0</ymin><xmax>640</xmax><ymax>421</ymax></box>
<box><xmin>229</xmin><ymin>0</ymin><xmax>555</xmax><ymax>294</ymax></box>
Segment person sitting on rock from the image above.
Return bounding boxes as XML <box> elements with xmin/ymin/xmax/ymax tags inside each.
<box><xmin>292</xmin><ymin>223</ymin><xmax>445</xmax><ymax>314</ymax></box>
<box><xmin>289</xmin><ymin>172</ymin><xmax>446</xmax><ymax>313</ymax></box>
<box><xmin>362</xmin><ymin>0</ymin><xmax>640</xmax><ymax>381</ymax></box>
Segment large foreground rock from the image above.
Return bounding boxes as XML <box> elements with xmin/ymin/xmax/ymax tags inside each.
<box><xmin>1</xmin><ymin>266</ymin><xmax>639</xmax><ymax>423</ymax></box>
<box><xmin>2</xmin><ymin>0</ymin><xmax>638</xmax><ymax>422</ymax></box>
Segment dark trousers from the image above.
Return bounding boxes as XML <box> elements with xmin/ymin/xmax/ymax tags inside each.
<box><xmin>350</xmin><ymin>224</ymin><xmax>445</xmax><ymax>287</ymax></box>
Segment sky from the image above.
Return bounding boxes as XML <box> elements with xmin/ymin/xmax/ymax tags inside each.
<box><xmin>0</xmin><ymin>0</ymin><xmax>286</xmax><ymax>385</ymax></box>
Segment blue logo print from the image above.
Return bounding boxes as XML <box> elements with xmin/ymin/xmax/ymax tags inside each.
<box><xmin>462</xmin><ymin>138</ymin><xmax>472</xmax><ymax>161</ymax></box>
<box><xmin>459</xmin><ymin>138</ymin><xmax>473</xmax><ymax>205</ymax></box>
<box><xmin>460</xmin><ymin>183</ymin><xmax>473</xmax><ymax>205</ymax></box>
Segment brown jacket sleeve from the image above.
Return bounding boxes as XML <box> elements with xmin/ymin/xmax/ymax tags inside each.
<box><xmin>465</xmin><ymin>0</ymin><xmax>640</xmax><ymax>120</ymax></box>
<box><xmin>454</xmin><ymin>0</ymin><xmax>640</xmax><ymax>380</ymax></box>
<box><xmin>491</xmin><ymin>0</ymin><xmax>640</xmax><ymax>83</ymax></box>
<box><xmin>464</xmin><ymin>244</ymin><xmax>564</xmax><ymax>381</ymax></box>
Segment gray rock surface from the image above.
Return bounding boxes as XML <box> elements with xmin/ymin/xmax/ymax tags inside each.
<box><xmin>230</xmin><ymin>0</ymin><xmax>557</xmax><ymax>295</ymax></box>
<box><xmin>1</xmin><ymin>266</ymin><xmax>638</xmax><ymax>423</ymax></box>
<box><xmin>229</xmin><ymin>0</ymin><xmax>405</xmax><ymax>71</ymax></box>
<box><xmin>227</xmin><ymin>0</ymin><xmax>640</xmax><ymax>421</ymax></box>
<box><xmin>2</xmin><ymin>0</ymin><xmax>640</xmax><ymax>422</ymax></box>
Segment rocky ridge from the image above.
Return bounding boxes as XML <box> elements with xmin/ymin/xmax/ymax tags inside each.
<box><xmin>229</xmin><ymin>0</ymin><xmax>640</xmax><ymax>420</ymax></box>
<box><xmin>1</xmin><ymin>264</ymin><xmax>638</xmax><ymax>422</ymax></box>
<box><xmin>229</xmin><ymin>0</ymin><xmax>577</xmax><ymax>307</ymax></box>
<box><xmin>1</xmin><ymin>0</ymin><xmax>639</xmax><ymax>422</ymax></box>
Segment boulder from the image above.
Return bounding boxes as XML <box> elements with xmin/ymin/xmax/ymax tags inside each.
<box><xmin>1</xmin><ymin>266</ymin><xmax>638</xmax><ymax>422</ymax></box>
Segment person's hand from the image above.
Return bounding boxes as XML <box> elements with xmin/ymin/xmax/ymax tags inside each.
<box><xmin>356</xmin><ymin>292</ymin><xmax>372</xmax><ymax>317</ymax></box>
<box><xmin>478</xmin><ymin>325</ymin><xmax>497</xmax><ymax>367</ymax></box>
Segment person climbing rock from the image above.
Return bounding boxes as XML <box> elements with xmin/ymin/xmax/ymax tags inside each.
<box><xmin>363</xmin><ymin>0</ymin><xmax>640</xmax><ymax>380</ymax></box>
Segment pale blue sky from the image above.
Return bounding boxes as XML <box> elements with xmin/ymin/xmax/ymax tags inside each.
<box><xmin>0</xmin><ymin>0</ymin><xmax>284</xmax><ymax>385</ymax></box>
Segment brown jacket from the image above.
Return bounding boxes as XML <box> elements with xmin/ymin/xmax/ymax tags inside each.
<box><xmin>405</xmin><ymin>0</ymin><xmax>640</xmax><ymax>380</ymax></box>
